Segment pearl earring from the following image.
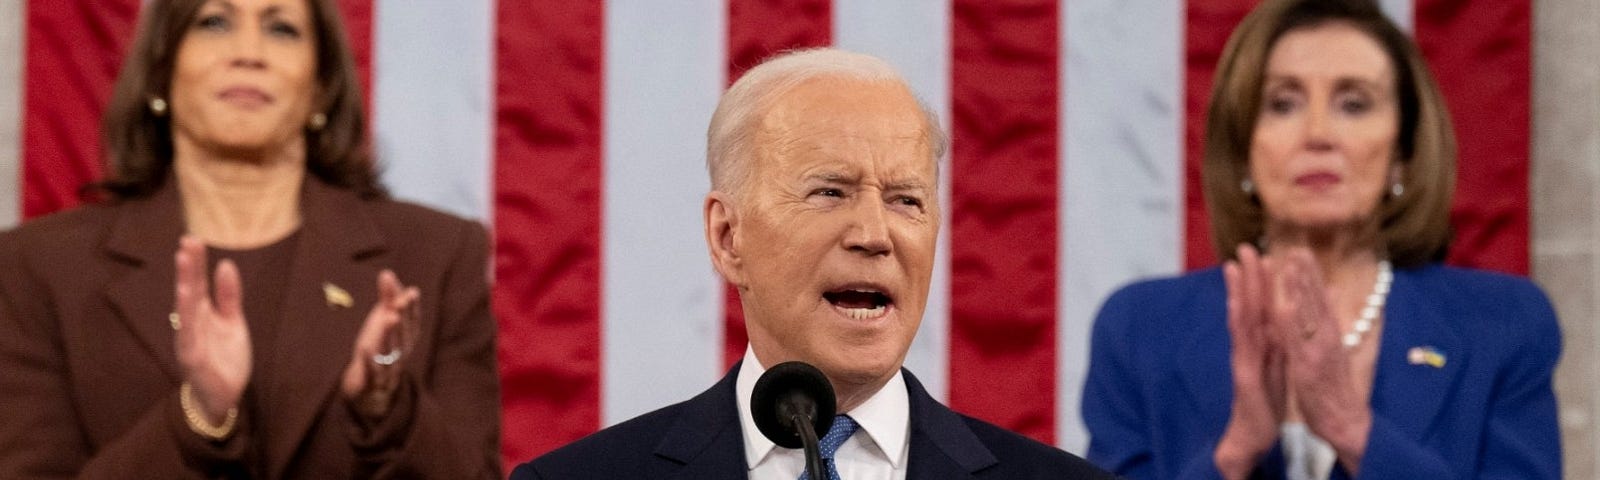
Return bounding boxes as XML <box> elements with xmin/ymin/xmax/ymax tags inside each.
<box><xmin>1391</xmin><ymin>183</ymin><xmax>1404</xmax><ymax>197</ymax></box>
<box><xmin>149</xmin><ymin>97</ymin><xmax>168</xmax><ymax>116</ymax></box>
<box><xmin>307</xmin><ymin>112</ymin><xmax>327</xmax><ymax>131</ymax></box>
<box><xmin>1241</xmin><ymin>179</ymin><xmax>1255</xmax><ymax>194</ymax></box>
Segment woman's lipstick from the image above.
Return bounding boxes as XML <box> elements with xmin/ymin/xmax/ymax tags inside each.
<box><xmin>217</xmin><ymin>86</ymin><xmax>272</xmax><ymax>108</ymax></box>
<box><xmin>1293</xmin><ymin>171</ymin><xmax>1341</xmax><ymax>189</ymax></box>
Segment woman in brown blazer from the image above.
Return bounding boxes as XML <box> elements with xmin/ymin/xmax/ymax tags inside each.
<box><xmin>0</xmin><ymin>0</ymin><xmax>500</xmax><ymax>478</ymax></box>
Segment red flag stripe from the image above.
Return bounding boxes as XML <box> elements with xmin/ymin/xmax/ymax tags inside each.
<box><xmin>721</xmin><ymin>0</ymin><xmax>834</xmax><ymax>370</ymax></box>
<box><xmin>1416</xmin><ymin>0</ymin><xmax>1531</xmax><ymax>274</ymax></box>
<box><xmin>334</xmin><ymin>0</ymin><xmax>374</xmax><ymax>119</ymax></box>
<box><xmin>492</xmin><ymin>0</ymin><xmax>605</xmax><ymax>466</ymax></box>
<box><xmin>1181</xmin><ymin>0</ymin><xmax>1254</xmax><ymax>270</ymax></box>
<box><xmin>21</xmin><ymin>1</ymin><xmax>140</xmax><ymax>218</ymax></box>
<box><xmin>948</xmin><ymin>0</ymin><xmax>1060</xmax><ymax>445</ymax></box>
<box><xmin>7</xmin><ymin>1</ymin><xmax>1543</xmax><ymax>463</ymax></box>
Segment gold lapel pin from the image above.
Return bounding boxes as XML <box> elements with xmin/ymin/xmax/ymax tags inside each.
<box><xmin>323</xmin><ymin>282</ymin><xmax>353</xmax><ymax>309</ymax></box>
<box><xmin>1407</xmin><ymin>346</ymin><xmax>1446</xmax><ymax>368</ymax></box>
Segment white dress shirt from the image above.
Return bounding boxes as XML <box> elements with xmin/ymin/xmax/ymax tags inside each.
<box><xmin>1280</xmin><ymin>422</ymin><xmax>1336</xmax><ymax>480</ymax></box>
<box><xmin>736</xmin><ymin>346</ymin><xmax>910</xmax><ymax>480</ymax></box>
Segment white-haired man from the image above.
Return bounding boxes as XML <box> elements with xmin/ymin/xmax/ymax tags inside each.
<box><xmin>512</xmin><ymin>48</ymin><xmax>1113</xmax><ymax>480</ymax></box>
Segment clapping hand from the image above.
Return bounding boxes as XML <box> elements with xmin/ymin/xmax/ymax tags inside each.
<box><xmin>341</xmin><ymin>270</ymin><xmax>420</xmax><ymax>421</ymax></box>
<box><xmin>172</xmin><ymin>235</ymin><xmax>253</xmax><ymax>426</ymax></box>
<box><xmin>1214</xmin><ymin>244</ymin><xmax>1286</xmax><ymax>479</ymax></box>
<box><xmin>1270</xmin><ymin>248</ymin><xmax>1372</xmax><ymax>473</ymax></box>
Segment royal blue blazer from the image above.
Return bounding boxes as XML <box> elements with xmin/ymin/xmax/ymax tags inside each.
<box><xmin>1082</xmin><ymin>264</ymin><xmax>1561</xmax><ymax>479</ymax></box>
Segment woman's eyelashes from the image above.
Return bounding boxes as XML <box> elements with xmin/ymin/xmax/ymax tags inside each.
<box><xmin>195</xmin><ymin>14</ymin><xmax>229</xmax><ymax>32</ymax></box>
<box><xmin>192</xmin><ymin>12</ymin><xmax>305</xmax><ymax>41</ymax></box>
<box><xmin>267</xmin><ymin>20</ymin><xmax>303</xmax><ymax>39</ymax></box>
<box><xmin>1261</xmin><ymin>85</ymin><xmax>1379</xmax><ymax>117</ymax></box>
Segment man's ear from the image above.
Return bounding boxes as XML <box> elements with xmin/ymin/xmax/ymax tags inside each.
<box><xmin>704</xmin><ymin>191</ymin><xmax>745</xmax><ymax>287</ymax></box>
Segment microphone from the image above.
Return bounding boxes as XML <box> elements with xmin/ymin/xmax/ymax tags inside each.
<box><xmin>751</xmin><ymin>361</ymin><xmax>836</xmax><ymax>480</ymax></box>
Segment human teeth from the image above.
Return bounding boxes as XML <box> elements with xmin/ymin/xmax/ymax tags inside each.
<box><xmin>841</xmin><ymin>305</ymin><xmax>886</xmax><ymax>320</ymax></box>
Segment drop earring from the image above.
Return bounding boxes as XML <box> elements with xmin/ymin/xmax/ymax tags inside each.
<box><xmin>1391</xmin><ymin>182</ymin><xmax>1404</xmax><ymax>197</ymax></box>
<box><xmin>149</xmin><ymin>97</ymin><xmax>168</xmax><ymax>116</ymax></box>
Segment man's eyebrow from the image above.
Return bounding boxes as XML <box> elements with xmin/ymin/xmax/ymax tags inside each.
<box><xmin>884</xmin><ymin>179</ymin><xmax>930</xmax><ymax>191</ymax></box>
<box><xmin>805</xmin><ymin>171</ymin><xmax>854</xmax><ymax>183</ymax></box>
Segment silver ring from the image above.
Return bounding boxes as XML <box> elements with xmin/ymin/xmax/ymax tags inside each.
<box><xmin>371</xmin><ymin>349</ymin><xmax>401</xmax><ymax>366</ymax></box>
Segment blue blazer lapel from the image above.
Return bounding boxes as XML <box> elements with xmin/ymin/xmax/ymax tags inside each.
<box><xmin>655</xmin><ymin>364</ymin><xmax>749</xmax><ymax>479</ymax></box>
<box><xmin>905</xmin><ymin>369</ymin><xmax>993</xmax><ymax>480</ymax></box>
<box><xmin>1370</xmin><ymin>266</ymin><xmax>1465</xmax><ymax>440</ymax></box>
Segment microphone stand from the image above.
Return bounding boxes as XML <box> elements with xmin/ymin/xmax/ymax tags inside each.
<box><xmin>752</xmin><ymin>361</ymin><xmax>837</xmax><ymax>480</ymax></box>
<box><xmin>792</xmin><ymin>412</ymin><xmax>826</xmax><ymax>480</ymax></box>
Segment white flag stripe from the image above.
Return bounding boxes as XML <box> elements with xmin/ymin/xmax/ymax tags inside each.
<box><xmin>0</xmin><ymin>0</ymin><xmax>22</xmax><ymax>229</ymax></box>
<box><xmin>833</xmin><ymin>0</ymin><xmax>953</xmax><ymax>403</ymax></box>
<box><xmin>372</xmin><ymin>0</ymin><xmax>494</xmax><ymax>222</ymax></box>
<box><xmin>601</xmin><ymin>0</ymin><xmax>727</xmax><ymax>426</ymax></box>
<box><xmin>9</xmin><ymin>1</ymin><xmax>1542</xmax><ymax>458</ymax></box>
<box><xmin>1378</xmin><ymin>0</ymin><xmax>1414</xmax><ymax>32</ymax></box>
<box><xmin>1059</xmin><ymin>0</ymin><xmax>1185</xmax><ymax>452</ymax></box>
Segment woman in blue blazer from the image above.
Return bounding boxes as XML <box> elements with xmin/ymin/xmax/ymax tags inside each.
<box><xmin>1081</xmin><ymin>1</ymin><xmax>1561</xmax><ymax>479</ymax></box>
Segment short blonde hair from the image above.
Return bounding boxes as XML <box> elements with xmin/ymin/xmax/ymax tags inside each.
<box><xmin>1203</xmin><ymin>0</ymin><xmax>1456</xmax><ymax>267</ymax></box>
<box><xmin>706</xmin><ymin>48</ymin><xmax>947</xmax><ymax>198</ymax></box>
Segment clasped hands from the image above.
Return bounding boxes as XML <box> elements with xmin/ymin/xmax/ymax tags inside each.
<box><xmin>1213</xmin><ymin>244</ymin><xmax>1372</xmax><ymax>479</ymax></box>
<box><xmin>171</xmin><ymin>235</ymin><xmax>421</xmax><ymax>437</ymax></box>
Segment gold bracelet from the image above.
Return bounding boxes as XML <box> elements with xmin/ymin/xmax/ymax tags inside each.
<box><xmin>179</xmin><ymin>382</ymin><xmax>237</xmax><ymax>441</ymax></box>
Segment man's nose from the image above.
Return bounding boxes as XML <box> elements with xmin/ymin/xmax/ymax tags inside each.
<box><xmin>843</xmin><ymin>197</ymin><xmax>892</xmax><ymax>256</ymax></box>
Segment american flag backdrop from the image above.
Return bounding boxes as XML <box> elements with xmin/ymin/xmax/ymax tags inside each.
<box><xmin>0</xmin><ymin>0</ymin><xmax>1532</xmax><ymax>472</ymax></box>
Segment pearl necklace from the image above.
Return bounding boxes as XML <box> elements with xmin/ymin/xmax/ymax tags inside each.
<box><xmin>1341</xmin><ymin>260</ymin><xmax>1392</xmax><ymax>349</ymax></box>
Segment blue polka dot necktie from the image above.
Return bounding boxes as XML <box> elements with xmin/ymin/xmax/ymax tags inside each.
<box><xmin>799</xmin><ymin>415</ymin><xmax>858</xmax><ymax>480</ymax></box>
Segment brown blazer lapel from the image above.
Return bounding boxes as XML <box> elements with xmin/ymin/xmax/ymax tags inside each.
<box><xmin>262</xmin><ymin>179</ymin><xmax>388</xmax><ymax>478</ymax></box>
<box><xmin>102</xmin><ymin>184</ymin><xmax>188</xmax><ymax>382</ymax></box>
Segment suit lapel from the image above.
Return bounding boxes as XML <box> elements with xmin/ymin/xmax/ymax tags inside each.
<box><xmin>654</xmin><ymin>365</ymin><xmax>748</xmax><ymax>479</ymax></box>
<box><xmin>905</xmin><ymin>370</ymin><xmax>992</xmax><ymax>480</ymax></box>
<box><xmin>1370</xmin><ymin>265</ymin><xmax>1465</xmax><ymax>440</ymax></box>
<box><xmin>102</xmin><ymin>183</ymin><xmax>188</xmax><ymax>382</ymax></box>
<box><xmin>262</xmin><ymin>180</ymin><xmax>387</xmax><ymax>477</ymax></box>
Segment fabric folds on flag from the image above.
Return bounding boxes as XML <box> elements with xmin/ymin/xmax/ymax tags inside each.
<box><xmin>2</xmin><ymin>0</ymin><xmax>1529</xmax><ymax>472</ymax></box>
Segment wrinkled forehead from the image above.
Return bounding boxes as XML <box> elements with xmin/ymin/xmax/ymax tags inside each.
<box><xmin>753</xmin><ymin>79</ymin><xmax>937</xmax><ymax>171</ymax></box>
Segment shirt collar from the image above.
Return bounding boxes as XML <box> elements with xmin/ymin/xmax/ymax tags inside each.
<box><xmin>735</xmin><ymin>346</ymin><xmax>910</xmax><ymax>470</ymax></box>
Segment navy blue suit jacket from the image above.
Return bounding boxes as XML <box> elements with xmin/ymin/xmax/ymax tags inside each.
<box><xmin>1082</xmin><ymin>264</ymin><xmax>1561</xmax><ymax>479</ymax></box>
<box><xmin>513</xmin><ymin>364</ymin><xmax>1114</xmax><ymax>479</ymax></box>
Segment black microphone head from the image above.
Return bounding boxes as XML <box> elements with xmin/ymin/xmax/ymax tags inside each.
<box><xmin>751</xmin><ymin>361</ymin><xmax>837</xmax><ymax>449</ymax></box>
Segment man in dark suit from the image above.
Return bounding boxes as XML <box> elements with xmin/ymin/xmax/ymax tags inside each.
<box><xmin>511</xmin><ymin>48</ymin><xmax>1113</xmax><ymax>480</ymax></box>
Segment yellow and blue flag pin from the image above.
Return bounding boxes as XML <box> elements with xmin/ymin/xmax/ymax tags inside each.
<box><xmin>1407</xmin><ymin>346</ymin><xmax>1446</xmax><ymax>368</ymax></box>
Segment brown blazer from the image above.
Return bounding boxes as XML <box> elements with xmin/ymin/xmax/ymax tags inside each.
<box><xmin>0</xmin><ymin>179</ymin><xmax>501</xmax><ymax>479</ymax></box>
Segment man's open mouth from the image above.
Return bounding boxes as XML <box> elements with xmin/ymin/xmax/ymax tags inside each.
<box><xmin>824</xmin><ymin>288</ymin><xmax>892</xmax><ymax>320</ymax></box>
